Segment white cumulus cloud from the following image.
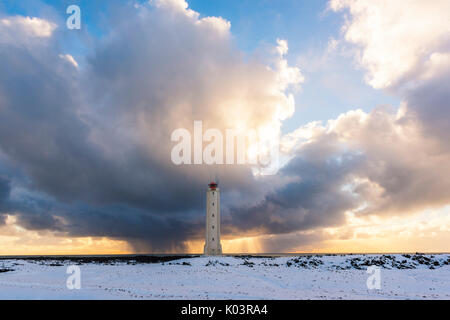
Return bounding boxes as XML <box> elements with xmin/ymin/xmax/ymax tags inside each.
<box><xmin>329</xmin><ymin>0</ymin><xmax>450</xmax><ymax>90</ymax></box>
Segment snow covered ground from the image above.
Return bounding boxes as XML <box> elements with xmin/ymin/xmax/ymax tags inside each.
<box><xmin>0</xmin><ymin>254</ymin><xmax>449</xmax><ymax>299</ymax></box>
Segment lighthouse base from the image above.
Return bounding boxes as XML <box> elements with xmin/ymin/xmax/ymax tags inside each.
<box><xmin>203</xmin><ymin>244</ymin><xmax>222</xmax><ymax>256</ymax></box>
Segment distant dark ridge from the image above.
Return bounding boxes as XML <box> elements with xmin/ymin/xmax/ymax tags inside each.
<box><xmin>0</xmin><ymin>255</ymin><xmax>198</xmax><ymax>265</ymax></box>
<box><xmin>227</xmin><ymin>252</ymin><xmax>450</xmax><ymax>256</ymax></box>
<box><xmin>230</xmin><ymin>252</ymin><xmax>450</xmax><ymax>259</ymax></box>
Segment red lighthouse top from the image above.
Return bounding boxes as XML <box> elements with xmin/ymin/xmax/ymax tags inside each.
<box><xmin>208</xmin><ymin>182</ymin><xmax>218</xmax><ymax>190</ymax></box>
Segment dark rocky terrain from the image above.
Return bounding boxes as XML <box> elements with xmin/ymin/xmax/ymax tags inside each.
<box><xmin>1</xmin><ymin>253</ymin><xmax>448</xmax><ymax>270</ymax></box>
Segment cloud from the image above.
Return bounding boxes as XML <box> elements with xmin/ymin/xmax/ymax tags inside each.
<box><xmin>59</xmin><ymin>54</ymin><xmax>78</xmax><ymax>68</ymax></box>
<box><xmin>256</xmin><ymin>230</ymin><xmax>326</xmax><ymax>253</ymax></box>
<box><xmin>0</xmin><ymin>1</ymin><xmax>303</xmax><ymax>251</ymax></box>
<box><xmin>329</xmin><ymin>0</ymin><xmax>450</xmax><ymax>90</ymax></box>
<box><xmin>0</xmin><ymin>176</ymin><xmax>10</xmax><ymax>203</ymax></box>
<box><xmin>223</xmin><ymin>0</ymin><xmax>450</xmax><ymax>250</ymax></box>
<box><xmin>227</xmin><ymin>150</ymin><xmax>363</xmax><ymax>236</ymax></box>
<box><xmin>0</xmin><ymin>16</ymin><xmax>56</xmax><ymax>40</ymax></box>
<box><xmin>0</xmin><ymin>176</ymin><xmax>10</xmax><ymax>226</ymax></box>
<box><xmin>326</xmin><ymin>0</ymin><xmax>450</xmax><ymax>189</ymax></box>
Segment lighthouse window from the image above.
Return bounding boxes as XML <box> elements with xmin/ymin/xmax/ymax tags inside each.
<box><xmin>212</xmin><ymin>202</ymin><xmax>214</xmax><ymax>206</ymax></box>
<box><xmin>212</xmin><ymin>214</ymin><xmax>214</xmax><ymax>217</ymax></box>
<box><xmin>212</xmin><ymin>237</ymin><xmax>214</xmax><ymax>241</ymax></box>
<box><xmin>212</xmin><ymin>192</ymin><xmax>214</xmax><ymax>195</ymax></box>
<box><xmin>212</xmin><ymin>225</ymin><xmax>214</xmax><ymax>229</ymax></box>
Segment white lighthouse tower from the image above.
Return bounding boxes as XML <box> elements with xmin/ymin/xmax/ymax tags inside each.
<box><xmin>204</xmin><ymin>182</ymin><xmax>222</xmax><ymax>255</ymax></box>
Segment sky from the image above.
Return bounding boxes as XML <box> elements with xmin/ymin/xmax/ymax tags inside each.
<box><xmin>0</xmin><ymin>0</ymin><xmax>449</xmax><ymax>254</ymax></box>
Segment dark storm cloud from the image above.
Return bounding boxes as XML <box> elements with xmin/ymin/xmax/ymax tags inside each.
<box><xmin>226</xmin><ymin>152</ymin><xmax>364</xmax><ymax>235</ymax></box>
<box><xmin>405</xmin><ymin>70</ymin><xmax>450</xmax><ymax>149</ymax></box>
<box><xmin>0</xmin><ymin>176</ymin><xmax>11</xmax><ymax>220</ymax></box>
<box><xmin>0</xmin><ymin>10</ymin><xmax>209</xmax><ymax>250</ymax></box>
<box><xmin>0</xmin><ymin>3</ymin><xmax>287</xmax><ymax>251</ymax></box>
<box><xmin>0</xmin><ymin>38</ymin><xmax>206</xmax><ymax>214</ymax></box>
<box><xmin>257</xmin><ymin>231</ymin><xmax>326</xmax><ymax>253</ymax></box>
<box><xmin>0</xmin><ymin>176</ymin><xmax>10</xmax><ymax>202</ymax></box>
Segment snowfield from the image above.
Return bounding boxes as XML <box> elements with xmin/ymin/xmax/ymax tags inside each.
<box><xmin>0</xmin><ymin>254</ymin><xmax>449</xmax><ymax>299</ymax></box>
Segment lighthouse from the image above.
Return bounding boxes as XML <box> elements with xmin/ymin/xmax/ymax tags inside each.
<box><xmin>204</xmin><ymin>182</ymin><xmax>222</xmax><ymax>255</ymax></box>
